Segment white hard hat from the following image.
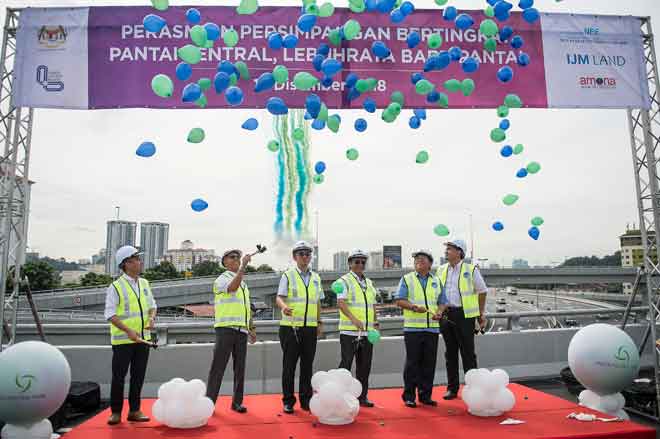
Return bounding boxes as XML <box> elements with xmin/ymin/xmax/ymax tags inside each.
<box><xmin>445</xmin><ymin>239</ymin><xmax>467</xmax><ymax>255</ymax></box>
<box><xmin>412</xmin><ymin>249</ymin><xmax>434</xmax><ymax>263</ymax></box>
<box><xmin>348</xmin><ymin>249</ymin><xmax>368</xmax><ymax>260</ymax></box>
<box><xmin>292</xmin><ymin>240</ymin><xmax>313</xmax><ymax>253</ymax></box>
<box><xmin>116</xmin><ymin>245</ymin><xmax>142</xmax><ymax>267</ymax></box>
<box><xmin>221</xmin><ymin>249</ymin><xmax>242</xmax><ymax>267</ymax></box>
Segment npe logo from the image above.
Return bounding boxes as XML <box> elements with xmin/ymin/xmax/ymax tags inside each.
<box><xmin>15</xmin><ymin>373</ymin><xmax>36</xmax><ymax>393</ymax></box>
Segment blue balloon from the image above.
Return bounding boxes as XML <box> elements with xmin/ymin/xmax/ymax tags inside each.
<box><xmin>414</xmin><ymin>108</ymin><xmax>427</xmax><ymax>120</ymax></box>
<box><xmin>511</xmin><ymin>35</ymin><xmax>524</xmax><ymax>49</ymax></box>
<box><xmin>346</xmin><ymin>87</ymin><xmax>361</xmax><ymax>101</ymax></box>
<box><xmin>191</xmin><ymin>198</ymin><xmax>208</xmax><ymax>212</ymax></box>
<box><xmin>494</xmin><ymin>1</ymin><xmax>513</xmax><ymax>16</ymax></box>
<box><xmin>516</xmin><ymin>168</ymin><xmax>528</xmax><ymax>178</ymax></box>
<box><xmin>499</xmin><ymin>26</ymin><xmax>514</xmax><ymax>42</ymax></box>
<box><xmin>442</xmin><ymin>6</ymin><xmax>457</xmax><ymax>21</ymax></box>
<box><xmin>143</xmin><ymin>14</ymin><xmax>166</xmax><ymax>33</ymax></box>
<box><xmin>499</xmin><ymin>119</ymin><xmax>510</xmax><ymax>130</ymax></box>
<box><xmin>214</xmin><ymin>72</ymin><xmax>230</xmax><ymax>93</ymax></box>
<box><xmin>176</xmin><ymin>62</ymin><xmax>192</xmax><ymax>81</ymax></box>
<box><xmin>224</xmin><ymin>86</ymin><xmax>244</xmax><ymax>106</ymax></box>
<box><xmin>449</xmin><ymin>46</ymin><xmax>463</xmax><ymax>61</ymax></box>
<box><xmin>136</xmin><ymin>141</ymin><xmax>156</xmax><ymax>158</ymax></box>
<box><xmin>409</xmin><ymin>116</ymin><xmax>421</xmax><ymax>129</ymax></box>
<box><xmin>217</xmin><ymin>60</ymin><xmax>237</xmax><ymax>77</ymax></box>
<box><xmin>267</xmin><ymin>32</ymin><xmax>283</xmax><ymax>50</ymax></box>
<box><xmin>497</xmin><ymin>66</ymin><xmax>514</xmax><ymax>83</ymax></box>
<box><xmin>345</xmin><ymin>73</ymin><xmax>359</xmax><ymax>89</ymax></box>
<box><xmin>182</xmin><ymin>83</ymin><xmax>201</xmax><ymax>102</ymax></box>
<box><xmin>518</xmin><ymin>52</ymin><xmax>531</xmax><ymax>66</ymax></box>
<box><xmin>297</xmin><ymin>14</ymin><xmax>317</xmax><ymax>32</ymax></box>
<box><xmin>321</xmin><ymin>76</ymin><xmax>333</xmax><ymax>87</ymax></box>
<box><xmin>371</xmin><ymin>41</ymin><xmax>391</xmax><ymax>59</ymax></box>
<box><xmin>487</xmin><ymin>0</ymin><xmax>498</xmax><ymax>5</ymax></box>
<box><xmin>406</xmin><ymin>31</ymin><xmax>421</xmax><ymax>49</ymax></box>
<box><xmin>311</xmin><ymin>119</ymin><xmax>326</xmax><ymax>130</ymax></box>
<box><xmin>522</xmin><ymin>8</ymin><xmax>540</xmax><ymax>23</ymax></box>
<box><xmin>495</xmin><ymin>9</ymin><xmax>511</xmax><ymax>22</ymax></box>
<box><xmin>363</xmin><ymin>98</ymin><xmax>376</xmax><ymax>113</ymax></box>
<box><xmin>528</xmin><ymin>226</ymin><xmax>540</xmax><ymax>241</ymax></box>
<box><xmin>254</xmin><ymin>72</ymin><xmax>275</xmax><ymax>92</ymax></box>
<box><xmin>185</xmin><ymin>8</ymin><xmax>201</xmax><ymax>24</ymax></box>
<box><xmin>204</xmin><ymin>23</ymin><xmax>220</xmax><ymax>41</ymax></box>
<box><xmin>314</xmin><ymin>161</ymin><xmax>326</xmax><ymax>174</ymax></box>
<box><xmin>519</xmin><ymin>0</ymin><xmax>534</xmax><ymax>8</ymax></box>
<box><xmin>312</xmin><ymin>54</ymin><xmax>325</xmax><ymax>72</ymax></box>
<box><xmin>283</xmin><ymin>34</ymin><xmax>299</xmax><ymax>48</ymax></box>
<box><xmin>317</xmin><ymin>43</ymin><xmax>330</xmax><ymax>56</ymax></box>
<box><xmin>242</xmin><ymin>118</ymin><xmax>259</xmax><ymax>130</ymax></box>
<box><xmin>305</xmin><ymin>94</ymin><xmax>322</xmax><ymax>118</ymax></box>
<box><xmin>366</xmin><ymin>0</ymin><xmax>379</xmax><ymax>11</ymax></box>
<box><xmin>462</xmin><ymin>57</ymin><xmax>479</xmax><ymax>73</ymax></box>
<box><xmin>455</xmin><ymin>13</ymin><xmax>474</xmax><ymax>30</ymax></box>
<box><xmin>377</xmin><ymin>0</ymin><xmax>397</xmax><ymax>13</ymax></box>
<box><xmin>500</xmin><ymin>145</ymin><xmax>513</xmax><ymax>157</ymax></box>
<box><xmin>424</xmin><ymin>52</ymin><xmax>451</xmax><ymax>72</ymax></box>
<box><xmin>266</xmin><ymin>97</ymin><xmax>288</xmax><ymax>115</ymax></box>
<box><xmin>426</xmin><ymin>90</ymin><xmax>440</xmax><ymax>103</ymax></box>
<box><xmin>411</xmin><ymin>72</ymin><xmax>424</xmax><ymax>84</ymax></box>
<box><xmin>400</xmin><ymin>1</ymin><xmax>414</xmax><ymax>15</ymax></box>
<box><xmin>390</xmin><ymin>9</ymin><xmax>405</xmax><ymax>23</ymax></box>
<box><xmin>321</xmin><ymin>58</ymin><xmax>342</xmax><ymax>77</ymax></box>
<box><xmin>492</xmin><ymin>221</ymin><xmax>504</xmax><ymax>231</ymax></box>
<box><xmin>354</xmin><ymin>118</ymin><xmax>368</xmax><ymax>132</ymax></box>
<box><xmin>304</xmin><ymin>112</ymin><xmax>314</xmax><ymax>120</ymax></box>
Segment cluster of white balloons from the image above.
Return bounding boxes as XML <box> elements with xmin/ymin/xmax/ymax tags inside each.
<box><xmin>461</xmin><ymin>368</ymin><xmax>516</xmax><ymax>417</ymax></box>
<box><xmin>309</xmin><ymin>369</ymin><xmax>361</xmax><ymax>425</ymax></box>
<box><xmin>152</xmin><ymin>378</ymin><xmax>214</xmax><ymax>429</ymax></box>
<box><xmin>578</xmin><ymin>390</ymin><xmax>627</xmax><ymax>420</ymax></box>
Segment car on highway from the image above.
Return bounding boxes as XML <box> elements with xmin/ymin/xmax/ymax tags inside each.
<box><xmin>564</xmin><ymin>318</ymin><xmax>578</xmax><ymax>326</ymax></box>
<box><xmin>518</xmin><ymin>298</ymin><xmax>528</xmax><ymax>304</ymax></box>
<box><xmin>496</xmin><ymin>306</ymin><xmax>506</xmax><ymax>313</ymax></box>
<box><xmin>496</xmin><ymin>298</ymin><xmax>506</xmax><ymax>305</ymax></box>
<box><xmin>596</xmin><ymin>314</ymin><xmax>611</xmax><ymax>321</ymax></box>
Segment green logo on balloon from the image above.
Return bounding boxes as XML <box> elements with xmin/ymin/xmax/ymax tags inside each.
<box><xmin>614</xmin><ymin>345</ymin><xmax>631</xmax><ymax>368</ymax></box>
<box><xmin>15</xmin><ymin>373</ymin><xmax>36</xmax><ymax>393</ymax></box>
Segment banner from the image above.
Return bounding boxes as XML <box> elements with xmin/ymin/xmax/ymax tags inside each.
<box><xmin>383</xmin><ymin>245</ymin><xmax>402</xmax><ymax>269</ymax></box>
<box><xmin>13</xmin><ymin>6</ymin><xmax>650</xmax><ymax>110</ymax></box>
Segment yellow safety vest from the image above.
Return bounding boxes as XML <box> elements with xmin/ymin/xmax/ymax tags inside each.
<box><xmin>214</xmin><ymin>270</ymin><xmax>251</xmax><ymax>328</ymax></box>
<box><xmin>110</xmin><ymin>276</ymin><xmax>153</xmax><ymax>345</ymax></box>
<box><xmin>437</xmin><ymin>262</ymin><xmax>480</xmax><ymax>318</ymax></box>
<box><xmin>280</xmin><ymin>268</ymin><xmax>321</xmax><ymax>327</ymax></box>
<box><xmin>402</xmin><ymin>272</ymin><xmax>442</xmax><ymax>329</ymax></box>
<box><xmin>337</xmin><ymin>273</ymin><xmax>377</xmax><ymax>332</ymax></box>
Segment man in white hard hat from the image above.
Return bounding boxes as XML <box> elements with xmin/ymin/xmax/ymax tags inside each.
<box><xmin>276</xmin><ymin>240</ymin><xmax>324</xmax><ymax>414</ymax></box>
<box><xmin>335</xmin><ymin>249</ymin><xmax>379</xmax><ymax>407</ymax></box>
<box><xmin>437</xmin><ymin>239</ymin><xmax>488</xmax><ymax>400</ymax></box>
<box><xmin>104</xmin><ymin>245</ymin><xmax>157</xmax><ymax>425</ymax></box>
<box><xmin>206</xmin><ymin>249</ymin><xmax>257</xmax><ymax>414</ymax></box>
<box><xmin>395</xmin><ymin>249</ymin><xmax>448</xmax><ymax>408</ymax></box>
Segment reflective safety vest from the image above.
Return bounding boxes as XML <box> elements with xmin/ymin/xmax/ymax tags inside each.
<box><xmin>214</xmin><ymin>271</ymin><xmax>251</xmax><ymax>328</ymax></box>
<box><xmin>337</xmin><ymin>273</ymin><xmax>377</xmax><ymax>332</ymax></box>
<box><xmin>110</xmin><ymin>276</ymin><xmax>153</xmax><ymax>345</ymax></box>
<box><xmin>402</xmin><ymin>272</ymin><xmax>442</xmax><ymax>329</ymax></box>
<box><xmin>437</xmin><ymin>262</ymin><xmax>480</xmax><ymax>318</ymax></box>
<box><xmin>280</xmin><ymin>268</ymin><xmax>321</xmax><ymax>327</ymax></box>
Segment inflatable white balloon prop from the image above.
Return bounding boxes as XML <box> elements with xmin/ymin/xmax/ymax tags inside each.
<box><xmin>0</xmin><ymin>341</ymin><xmax>71</xmax><ymax>439</ymax></box>
<box><xmin>309</xmin><ymin>369</ymin><xmax>361</xmax><ymax>425</ymax></box>
<box><xmin>461</xmin><ymin>368</ymin><xmax>516</xmax><ymax>417</ymax></box>
<box><xmin>152</xmin><ymin>378</ymin><xmax>214</xmax><ymax>429</ymax></box>
<box><xmin>568</xmin><ymin>324</ymin><xmax>640</xmax><ymax>420</ymax></box>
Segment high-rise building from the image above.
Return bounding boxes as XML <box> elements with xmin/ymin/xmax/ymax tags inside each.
<box><xmin>140</xmin><ymin>222</ymin><xmax>170</xmax><ymax>270</ymax></box>
<box><xmin>368</xmin><ymin>251</ymin><xmax>383</xmax><ymax>271</ymax></box>
<box><xmin>512</xmin><ymin>258</ymin><xmax>529</xmax><ymax>269</ymax></box>
<box><xmin>333</xmin><ymin>251</ymin><xmax>349</xmax><ymax>272</ymax></box>
<box><xmin>105</xmin><ymin>220</ymin><xmax>137</xmax><ymax>276</ymax></box>
<box><xmin>312</xmin><ymin>244</ymin><xmax>319</xmax><ymax>271</ymax></box>
<box><xmin>163</xmin><ymin>240</ymin><xmax>216</xmax><ymax>272</ymax></box>
<box><xmin>620</xmin><ymin>228</ymin><xmax>657</xmax><ymax>294</ymax></box>
<box><xmin>91</xmin><ymin>248</ymin><xmax>105</xmax><ymax>265</ymax></box>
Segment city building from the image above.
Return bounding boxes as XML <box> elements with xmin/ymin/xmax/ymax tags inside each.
<box><xmin>77</xmin><ymin>258</ymin><xmax>91</xmax><ymax>265</ymax></box>
<box><xmin>368</xmin><ymin>251</ymin><xmax>383</xmax><ymax>271</ymax></box>
<box><xmin>333</xmin><ymin>251</ymin><xmax>349</xmax><ymax>272</ymax></box>
<box><xmin>162</xmin><ymin>240</ymin><xmax>216</xmax><ymax>272</ymax></box>
<box><xmin>620</xmin><ymin>228</ymin><xmax>658</xmax><ymax>294</ymax></box>
<box><xmin>25</xmin><ymin>251</ymin><xmax>39</xmax><ymax>262</ymax></box>
<box><xmin>512</xmin><ymin>258</ymin><xmax>530</xmax><ymax>269</ymax></box>
<box><xmin>91</xmin><ymin>248</ymin><xmax>105</xmax><ymax>265</ymax></box>
<box><xmin>312</xmin><ymin>244</ymin><xmax>319</xmax><ymax>271</ymax></box>
<box><xmin>140</xmin><ymin>222</ymin><xmax>170</xmax><ymax>270</ymax></box>
<box><xmin>104</xmin><ymin>220</ymin><xmax>137</xmax><ymax>276</ymax></box>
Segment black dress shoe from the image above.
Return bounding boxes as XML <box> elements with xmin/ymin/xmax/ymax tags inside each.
<box><xmin>404</xmin><ymin>400</ymin><xmax>417</xmax><ymax>408</ymax></box>
<box><xmin>443</xmin><ymin>391</ymin><xmax>458</xmax><ymax>400</ymax></box>
<box><xmin>231</xmin><ymin>403</ymin><xmax>247</xmax><ymax>413</ymax></box>
<box><xmin>300</xmin><ymin>403</ymin><xmax>310</xmax><ymax>412</ymax></box>
<box><xmin>420</xmin><ymin>399</ymin><xmax>438</xmax><ymax>406</ymax></box>
<box><xmin>359</xmin><ymin>399</ymin><xmax>375</xmax><ymax>407</ymax></box>
<box><xmin>283</xmin><ymin>404</ymin><xmax>295</xmax><ymax>414</ymax></box>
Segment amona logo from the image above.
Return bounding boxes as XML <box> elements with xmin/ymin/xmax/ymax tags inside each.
<box><xmin>15</xmin><ymin>373</ymin><xmax>36</xmax><ymax>393</ymax></box>
<box><xmin>614</xmin><ymin>345</ymin><xmax>631</xmax><ymax>368</ymax></box>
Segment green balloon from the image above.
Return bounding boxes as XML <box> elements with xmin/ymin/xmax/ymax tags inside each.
<box><xmin>150</xmin><ymin>0</ymin><xmax>169</xmax><ymax>11</ymax></box>
<box><xmin>346</xmin><ymin>148</ymin><xmax>359</xmax><ymax>160</ymax></box>
<box><xmin>205</xmin><ymin>40</ymin><xmax>214</xmax><ymax>49</ymax></box>
<box><xmin>313</xmin><ymin>174</ymin><xmax>325</xmax><ymax>184</ymax></box>
<box><xmin>428</xmin><ymin>33</ymin><xmax>443</xmax><ymax>49</ymax></box>
<box><xmin>382</xmin><ymin>109</ymin><xmax>397</xmax><ymax>123</ymax></box>
<box><xmin>415</xmin><ymin>79</ymin><xmax>435</xmax><ymax>95</ymax></box>
<box><xmin>187</xmin><ymin>128</ymin><xmax>205</xmax><ymax>143</ymax></box>
<box><xmin>479</xmin><ymin>19</ymin><xmax>498</xmax><ymax>37</ymax></box>
<box><xmin>434</xmin><ymin>224</ymin><xmax>450</xmax><ymax>237</ymax></box>
<box><xmin>229</xmin><ymin>73</ymin><xmax>238</xmax><ymax>86</ymax></box>
<box><xmin>526</xmin><ymin>161</ymin><xmax>541</xmax><ymax>174</ymax></box>
<box><xmin>484</xmin><ymin>37</ymin><xmax>497</xmax><ymax>52</ymax></box>
<box><xmin>190</xmin><ymin>25</ymin><xmax>207</xmax><ymax>47</ymax></box>
<box><xmin>349</xmin><ymin>0</ymin><xmax>366</xmax><ymax>13</ymax></box>
<box><xmin>197</xmin><ymin>77</ymin><xmax>211</xmax><ymax>91</ymax></box>
<box><xmin>272</xmin><ymin>65</ymin><xmax>289</xmax><ymax>84</ymax></box>
<box><xmin>319</xmin><ymin>2</ymin><xmax>335</xmax><ymax>18</ymax></box>
<box><xmin>461</xmin><ymin>78</ymin><xmax>475</xmax><ymax>97</ymax></box>
<box><xmin>177</xmin><ymin>44</ymin><xmax>201</xmax><ymax>65</ymax></box>
<box><xmin>305</xmin><ymin>4</ymin><xmax>319</xmax><ymax>14</ymax></box>
<box><xmin>292</xmin><ymin>128</ymin><xmax>305</xmax><ymax>141</ymax></box>
<box><xmin>355</xmin><ymin>79</ymin><xmax>369</xmax><ymax>94</ymax></box>
<box><xmin>343</xmin><ymin>19</ymin><xmax>361</xmax><ymax>40</ymax></box>
<box><xmin>331</xmin><ymin>280</ymin><xmax>344</xmax><ymax>294</ymax></box>
<box><xmin>267</xmin><ymin>140</ymin><xmax>280</xmax><ymax>152</ymax></box>
<box><xmin>367</xmin><ymin>329</ymin><xmax>381</xmax><ymax>344</ymax></box>
<box><xmin>416</xmin><ymin>150</ymin><xmax>429</xmax><ymax>164</ymax></box>
<box><xmin>444</xmin><ymin>79</ymin><xmax>461</xmax><ymax>93</ymax></box>
<box><xmin>327</xmin><ymin>115</ymin><xmax>341</xmax><ymax>133</ymax></box>
<box><xmin>195</xmin><ymin>93</ymin><xmax>207</xmax><ymax>108</ymax></box>
<box><xmin>387</xmin><ymin>102</ymin><xmax>401</xmax><ymax>116</ymax></box>
<box><xmin>497</xmin><ymin>105</ymin><xmax>509</xmax><ymax>117</ymax></box>
<box><xmin>317</xmin><ymin>104</ymin><xmax>329</xmax><ymax>122</ymax></box>
<box><xmin>223</xmin><ymin>29</ymin><xmax>239</xmax><ymax>47</ymax></box>
<box><xmin>531</xmin><ymin>216</ymin><xmax>544</xmax><ymax>227</ymax></box>
<box><xmin>437</xmin><ymin>92</ymin><xmax>449</xmax><ymax>108</ymax></box>
<box><xmin>484</xmin><ymin>5</ymin><xmax>494</xmax><ymax>17</ymax></box>
<box><xmin>434</xmin><ymin>0</ymin><xmax>448</xmax><ymax>4</ymax></box>
<box><xmin>490</xmin><ymin>128</ymin><xmax>506</xmax><ymax>142</ymax></box>
<box><xmin>151</xmin><ymin>74</ymin><xmax>173</xmax><ymax>98</ymax></box>
<box><xmin>235</xmin><ymin>61</ymin><xmax>250</xmax><ymax>80</ymax></box>
<box><xmin>505</xmin><ymin>94</ymin><xmax>523</xmax><ymax>108</ymax></box>
<box><xmin>365</xmin><ymin>78</ymin><xmax>378</xmax><ymax>91</ymax></box>
<box><xmin>513</xmin><ymin>144</ymin><xmax>524</xmax><ymax>154</ymax></box>
<box><xmin>502</xmin><ymin>194</ymin><xmax>519</xmax><ymax>206</ymax></box>
<box><xmin>390</xmin><ymin>91</ymin><xmax>405</xmax><ymax>106</ymax></box>
<box><xmin>293</xmin><ymin>72</ymin><xmax>319</xmax><ymax>91</ymax></box>
<box><xmin>328</xmin><ymin>28</ymin><xmax>342</xmax><ymax>46</ymax></box>
<box><xmin>236</xmin><ymin>0</ymin><xmax>259</xmax><ymax>15</ymax></box>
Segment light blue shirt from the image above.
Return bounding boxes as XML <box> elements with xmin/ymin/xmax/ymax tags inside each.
<box><xmin>396</xmin><ymin>272</ymin><xmax>448</xmax><ymax>334</ymax></box>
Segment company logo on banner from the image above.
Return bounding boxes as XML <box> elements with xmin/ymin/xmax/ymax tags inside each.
<box><xmin>566</xmin><ymin>54</ymin><xmax>626</xmax><ymax>67</ymax></box>
<box><xmin>37</xmin><ymin>25</ymin><xmax>67</xmax><ymax>49</ymax></box>
<box><xmin>36</xmin><ymin>65</ymin><xmax>64</xmax><ymax>92</ymax></box>
<box><xmin>578</xmin><ymin>76</ymin><xmax>617</xmax><ymax>89</ymax></box>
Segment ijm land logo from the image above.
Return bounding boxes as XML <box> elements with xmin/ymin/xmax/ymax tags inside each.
<box><xmin>15</xmin><ymin>373</ymin><xmax>36</xmax><ymax>393</ymax></box>
<box><xmin>578</xmin><ymin>76</ymin><xmax>617</xmax><ymax>89</ymax></box>
<box><xmin>37</xmin><ymin>25</ymin><xmax>67</xmax><ymax>49</ymax></box>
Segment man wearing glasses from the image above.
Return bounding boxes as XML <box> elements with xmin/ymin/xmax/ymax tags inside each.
<box><xmin>206</xmin><ymin>249</ymin><xmax>257</xmax><ymax>413</ymax></box>
<box><xmin>276</xmin><ymin>241</ymin><xmax>324</xmax><ymax>414</ymax></box>
<box><xmin>336</xmin><ymin>249</ymin><xmax>379</xmax><ymax>407</ymax></box>
<box><xmin>104</xmin><ymin>246</ymin><xmax>157</xmax><ymax>425</ymax></box>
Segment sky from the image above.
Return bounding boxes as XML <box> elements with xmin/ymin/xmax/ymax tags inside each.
<box><xmin>2</xmin><ymin>0</ymin><xmax>659</xmax><ymax>270</ymax></box>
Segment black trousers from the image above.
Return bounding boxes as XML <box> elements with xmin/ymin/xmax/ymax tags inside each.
<box><xmin>440</xmin><ymin>307</ymin><xmax>478</xmax><ymax>393</ymax></box>
<box><xmin>279</xmin><ymin>326</ymin><xmax>317</xmax><ymax>406</ymax></box>
<box><xmin>402</xmin><ymin>331</ymin><xmax>439</xmax><ymax>402</ymax></box>
<box><xmin>338</xmin><ymin>334</ymin><xmax>373</xmax><ymax>401</ymax></box>
<box><xmin>111</xmin><ymin>343</ymin><xmax>150</xmax><ymax>414</ymax></box>
<box><xmin>206</xmin><ymin>327</ymin><xmax>248</xmax><ymax>405</ymax></box>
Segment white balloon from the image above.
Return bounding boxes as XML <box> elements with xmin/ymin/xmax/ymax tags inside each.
<box><xmin>616</xmin><ymin>409</ymin><xmax>629</xmax><ymax>420</ymax></box>
<box><xmin>1</xmin><ymin>419</ymin><xmax>52</xmax><ymax>439</ymax></box>
<box><xmin>578</xmin><ymin>389</ymin><xmax>600</xmax><ymax>408</ymax></box>
<box><xmin>309</xmin><ymin>394</ymin><xmax>322</xmax><ymax>416</ymax></box>
<box><xmin>490</xmin><ymin>369</ymin><xmax>510</xmax><ymax>388</ymax></box>
<box><xmin>188</xmin><ymin>379</ymin><xmax>207</xmax><ymax>398</ymax></box>
<box><xmin>493</xmin><ymin>388</ymin><xmax>515</xmax><ymax>413</ymax></box>
<box><xmin>311</xmin><ymin>371</ymin><xmax>330</xmax><ymax>391</ymax></box>
<box><xmin>472</xmin><ymin>368</ymin><xmax>491</xmax><ymax>387</ymax></box>
<box><xmin>193</xmin><ymin>397</ymin><xmax>215</xmax><ymax>422</ymax></box>
<box><xmin>171</xmin><ymin>377</ymin><xmax>186</xmax><ymax>384</ymax></box>
<box><xmin>461</xmin><ymin>385</ymin><xmax>476</xmax><ymax>406</ymax></box>
<box><xmin>464</xmin><ymin>369</ymin><xmax>479</xmax><ymax>386</ymax></box>
<box><xmin>180</xmin><ymin>381</ymin><xmax>203</xmax><ymax>401</ymax></box>
<box><xmin>348</xmin><ymin>379</ymin><xmax>363</xmax><ymax>398</ymax></box>
<box><xmin>158</xmin><ymin>381</ymin><xmax>179</xmax><ymax>402</ymax></box>
<box><xmin>152</xmin><ymin>399</ymin><xmax>165</xmax><ymax>422</ymax></box>
<box><xmin>465</xmin><ymin>387</ymin><xmax>487</xmax><ymax>411</ymax></box>
<box><xmin>331</xmin><ymin>368</ymin><xmax>354</xmax><ymax>389</ymax></box>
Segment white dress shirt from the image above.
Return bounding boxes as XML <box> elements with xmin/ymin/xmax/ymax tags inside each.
<box><xmin>444</xmin><ymin>262</ymin><xmax>487</xmax><ymax>308</ymax></box>
<box><xmin>104</xmin><ymin>273</ymin><xmax>157</xmax><ymax>321</ymax></box>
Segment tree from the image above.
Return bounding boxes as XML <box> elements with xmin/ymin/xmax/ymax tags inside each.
<box><xmin>143</xmin><ymin>261</ymin><xmax>181</xmax><ymax>281</ymax></box>
<box><xmin>256</xmin><ymin>264</ymin><xmax>275</xmax><ymax>273</ymax></box>
<box><xmin>191</xmin><ymin>260</ymin><xmax>225</xmax><ymax>277</ymax></box>
<box><xmin>561</xmin><ymin>251</ymin><xmax>621</xmax><ymax>267</ymax></box>
<box><xmin>244</xmin><ymin>265</ymin><xmax>258</xmax><ymax>273</ymax></box>
<box><xmin>6</xmin><ymin>260</ymin><xmax>61</xmax><ymax>292</ymax></box>
<box><xmin>79</xmin><ymin>272</ymin><xmax>113</xmax><ymax>287</ymax></box>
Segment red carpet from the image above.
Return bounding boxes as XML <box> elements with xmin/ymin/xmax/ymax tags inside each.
<box><xmin>64</xmin><ymin>384</ymin><xmax>655</xmax><ymax>439</ymax></box>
